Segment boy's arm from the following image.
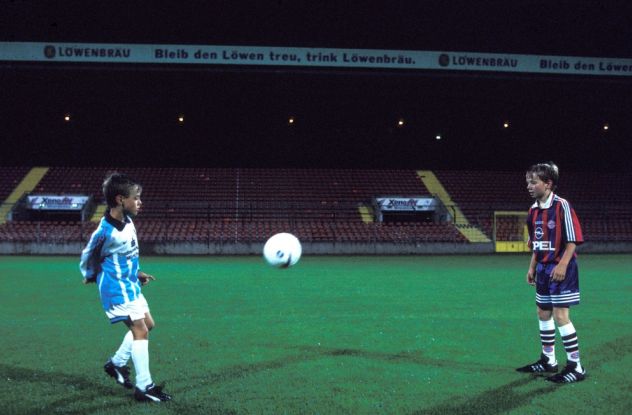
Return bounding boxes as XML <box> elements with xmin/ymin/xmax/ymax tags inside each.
<box><xmin>551</xmin><ymin>242</ymin><xmax>576</xmax><ymax>282</ymax></box>
<box><xmin>526</xmin><ymin>251</ymin><xmax>537</xmax><ymax>286</ymax></box>
<box><xmin>79</xmin><ymin>228</ymin><xmax>105</xmax><ymax>284</ymax></box>
<box><xmin>550</xmin><ymin>201</ymin><xmax>582</xmax><ymax>282</ymax></box>
<box><xmin>525</xmin><ymin>208</ymin><xmax>536</xmax><ymax>286</ymax></box>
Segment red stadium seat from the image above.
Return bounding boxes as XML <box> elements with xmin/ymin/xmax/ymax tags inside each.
<box><xmin>2</xmin><ymin>167</ymin><xmax>628</xmax><ymax>244</ymax></box>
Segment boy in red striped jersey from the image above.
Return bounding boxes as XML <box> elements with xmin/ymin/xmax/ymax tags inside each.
<box><xmin>516</xmin><ymin>162</ymin><xmax>586</xmax><ymax>383</ymax></box>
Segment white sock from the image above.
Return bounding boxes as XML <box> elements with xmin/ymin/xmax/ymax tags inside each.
<box><xmin>539</xmin><ymin>318</ymin><xmax>557</xmax><ymax>364</ymax></box>
<box><xmin>131</xmin><ymin>340</ymin><xmax>153</xmax><ymax>390</ymax></box>
<box><xmin>111</xmin><ymin>331</ymin><xmax>133</xmax><ymax>367</ymax></box>
<box><xmin>558</xmin><ymin>322</ymin><xmax>583</xmax><ymax>372</ymax></box>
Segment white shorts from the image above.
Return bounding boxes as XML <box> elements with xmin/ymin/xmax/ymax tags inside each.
<box><xmin>106</xmin><ymin>294</ymin><xmax>150</xmax><ymax>324</ymax></box>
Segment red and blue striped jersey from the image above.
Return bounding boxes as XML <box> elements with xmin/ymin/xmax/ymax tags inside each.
<box><xmin>526</xmin><ymin>192</ymin><xmax>583</xmax><ymax>264</ymax></box>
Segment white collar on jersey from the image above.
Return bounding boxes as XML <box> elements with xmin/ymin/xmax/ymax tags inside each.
<box><xmin>531</xmin><ymin>191</ymin><xmax>555</xmax><ymax>209</ymax></box>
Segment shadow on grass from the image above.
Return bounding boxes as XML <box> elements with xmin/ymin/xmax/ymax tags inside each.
<box><xmin>0</xmin><ymin>363</ymin><xmax>234</xmax><ymax>415</ymax></box>
<box><xmin>410</xmin><ymin>333</ymin><xmax>632</xmax><ymax>415</ymax></box>
<box><xmin>2</xmin><ymin>334</ymin><xmax>630</xmax><ymax>414</ymax></box>
<box><xmin>187</xmin><ymin>344</ymin><xmax>507</xmax><ymax>388</ymax></box>
<box><xmin>184</xmin><ymin>333</ymin><xmax>632</xmax><ymax>414</ymax></box>
<box><xmin>411</xmin><ymin>376</ymin><xmax>547</xmax><ymax>415</ymax></box>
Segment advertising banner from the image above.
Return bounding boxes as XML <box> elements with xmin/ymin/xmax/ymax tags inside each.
<box><xmin>376</xmin><ymin>197</ymin><xmax>437</xmax><ymax>212</ymax></box>
<box><xmin>27</xmin><ymin>195</ymin><xmax>90</xmax><ymax>211</ymax></box>
<box><xmin>2</xmin><ymin>42</ymin><xmax>631</xmax><ymax>77</ymax></box>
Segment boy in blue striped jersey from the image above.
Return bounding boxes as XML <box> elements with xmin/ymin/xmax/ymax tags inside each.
<box><xmin>516</xmin><ymin>162</ymin><xmax>586</xmax><ymax>383</ymax></box>
<box><xmin>80</xmin><ymin>173</ymin><xmax>171</xmax><ymax>402</ymax></box>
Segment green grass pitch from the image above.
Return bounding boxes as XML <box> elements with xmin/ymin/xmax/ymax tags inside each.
<box><xmin>0</xmin><ymin>254</ymin><xmax>631</xmax><ymax>414</ymax></box>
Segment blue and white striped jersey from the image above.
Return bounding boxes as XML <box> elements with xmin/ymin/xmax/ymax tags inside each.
<box><xmin>80</xmin><ymin>211</ymin><xmax>142</xmax><ymax>310</ymax></box>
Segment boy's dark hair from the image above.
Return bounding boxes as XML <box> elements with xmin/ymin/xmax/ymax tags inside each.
<box><xmin>103</xmin><ymin>172</ymin><xmax>142</xmax><ymax>208</ymax></box>
<box><xmin>527</xmin><ymin>162</ymin><xmax>559</xmax><ymax>190</ymax></box>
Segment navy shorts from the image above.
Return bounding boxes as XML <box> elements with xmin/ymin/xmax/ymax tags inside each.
<box><xmin>535</xmin><ymin>259</ymin><xmax>580</xmax><ymax>309</ymax></box>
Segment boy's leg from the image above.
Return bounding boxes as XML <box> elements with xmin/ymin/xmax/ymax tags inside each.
<box><xmin>144</xmin><ymin>311</ymin><xmax>155</xmax><ymax>331</ymax></box>
<box><xmin>111</xmin><ymin>330</ymin><xmax>134</xmax><ymax>366</ymax></box>
<box><xmin>104</xmin><ymin>330</ymin><xmax>134</xmax><ymax>388</ymax></box>
<box><xmin>553</xmin><ymin>308</ymin><xmax>581</xmax><ymax>369</ymax></box>
<box><xmin>131</xmin><ymin>314</ymin><xmax>172</xmax><ymax>402</ymax></box>
<box><xmin>129</xmin><ymin>317</ymin><xmax>153</xmax><ymax>390</ymax></box>
<box><xmin>537</xmin><ymin>310</ymin><xmax>557</xmax><ymax>365</ymax></box>
<box><xmin>516</xmin><ymin>307</ymin><xmax>558</xmax><ymax>373</ymax></box>
<box><xmin>517</xmin><ymin>264</ymin><xmax>560</xmax><ymax>374</ymax></box>
<box><xmin>544</xmin><ymin>261</ymin><xmax>585</xmax><ymax>383</ymax></box>
<box><xmin>104</xmin><ymin>296</ymin><xmax>170</xmax><ymax>399</ymax></box>
<box><xmin>546</xmin><ymin>307</ymin><xmax>585</xmax><ymax>383</ymax></box>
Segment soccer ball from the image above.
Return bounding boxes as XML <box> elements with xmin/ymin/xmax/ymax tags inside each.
<box><xmin>263</xmin><ymin>233</ymin><xmax>302</xmax><ymax>268</ymax></box>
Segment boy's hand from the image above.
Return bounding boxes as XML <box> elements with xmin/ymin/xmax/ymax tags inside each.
<box><xmin>138</xmin><ymin>271</ymin><xmax>156</xmax><ymax>286</ymax></box>
<box><xmin>83</xmin><ymin>276</ymin><xmax>96</xmax><ymax>284</ymax></box>
<box><xmin>526</xmin><ymin>268</ymin><xmax>536</xmax><ymax>286</ymax></box>
<box><xmin>550</xmin><ymin>262</ymin><xmax>568</xmax><ymax>282</ymax></box>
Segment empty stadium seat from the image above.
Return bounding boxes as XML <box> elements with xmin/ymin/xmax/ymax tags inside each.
<box><xmin>2</xmin><ymin>167</ymin><xmax>628</xmax><ymax>244</ymax></box>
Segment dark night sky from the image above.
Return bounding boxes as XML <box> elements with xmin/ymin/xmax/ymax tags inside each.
<box><xmin>1</xmin><ymin>1</ymin><xmax>632</xmax><ymax>170</ymax></box>
<box><xmin>3</xmin><ymin>1</ymin><xmax>632</xmax><ymax>57</ymax></box>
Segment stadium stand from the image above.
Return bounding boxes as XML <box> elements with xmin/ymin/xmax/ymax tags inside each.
<box><xmin>0</xmin><ymin>167</ymin><xmax>31</xmax><ymax>201</ymax></box>
<box><xmin>1</xmin><ymin>167</ymin><xmax>630</xmax><ymax>246</ymax></box>
<box><xmin>434</xmin><ymin>170</ymin><xmax>528</xmax><ymax>236</ymax></box>
<box><xmin>0</xmin><ymin>166</ymin><xmax>40</xmax><ymax>225</ymax></box>
<box><xmin>0</xmin><ymin>220</ymin><xmax>94</xmax><ymax>243</ymax></box>
<box><xmin>3</xmin><ymin>167</ymin><xmax>464</xmax><ymax>244</ymax></box>
<box><xmin>434</xmin><ymin>170</ymin><xmax>632</xmax><ymax>243</ymax></box>
<box><xmin>560</xmin><ymin>172</ymin><xmax>632</xmax><ymax>242</ymax></box>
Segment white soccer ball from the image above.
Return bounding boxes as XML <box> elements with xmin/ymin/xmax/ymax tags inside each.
<box><xmin>263</xmin><ymin>233</ymin><xmax>302</xmax><ymax>267</ymax></box>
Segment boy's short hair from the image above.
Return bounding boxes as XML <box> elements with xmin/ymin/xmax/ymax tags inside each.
<box><xmin>103</xmin><ymin>172</ymin><xmax>142</xmax><ymax>208</ymax></box>
<box><xmin>527</xmin><ymin>162</ymin><xmax>559</xmax><ymax>190</ymax></box>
